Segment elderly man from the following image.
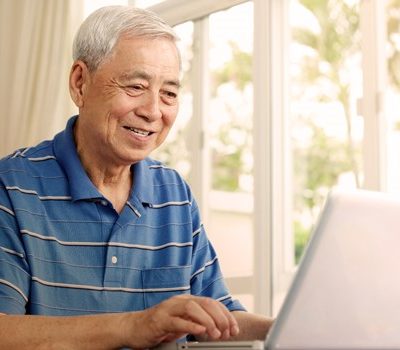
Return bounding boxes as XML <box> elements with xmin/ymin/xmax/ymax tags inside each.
<box><xmin>0</xmin><ymin>5</ymin><xmax>272</xmax><ymax>349</ymax></box>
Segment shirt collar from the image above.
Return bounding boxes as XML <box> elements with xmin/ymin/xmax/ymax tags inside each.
<box><xmin>53</xmin><ymin>115</ymin><xmax>103</xmax><ymax>201</ymax></box>
<box><xmin>131</xmin><ymin>159</ymin><xmax>155</xmax><ymax>204</ymax></box>
<box><xmin>53</xmin><ymin>115</ymin><xmax>155</xmax><ymax>204</ymax></box>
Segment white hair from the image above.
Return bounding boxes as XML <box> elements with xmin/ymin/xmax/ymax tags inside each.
<box><xmin>72</xmin><ymin>6</ymin><xmax>179</xmax><ymax>71</ymax></box>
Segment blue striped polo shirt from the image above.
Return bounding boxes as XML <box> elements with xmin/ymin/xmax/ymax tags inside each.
<box><xmin>0</xmin><ymin>115</ymin><xmax>244</xmax><ymax>315</ymax></box>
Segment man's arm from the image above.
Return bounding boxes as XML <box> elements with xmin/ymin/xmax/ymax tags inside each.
<box><xmin>0</xmin><ymin>295</ymin><xmax>240</xmax><ymax>350</ymax></box>
<box><xmin>0</xmin><ymin>312</ymin><xmax>127</xmax><ymax>350</ymax></box>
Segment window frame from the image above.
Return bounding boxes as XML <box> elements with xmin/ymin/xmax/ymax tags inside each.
<box><xmin>360</xmin><ymin>0</ymin><xmax>387</xmax><ymax>191</ymax></box>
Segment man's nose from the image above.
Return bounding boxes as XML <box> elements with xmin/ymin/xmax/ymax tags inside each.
<box><xmin>136</xmin><ymin>92</ymin><xmax>162</xmax><ymax>121</ymax></box>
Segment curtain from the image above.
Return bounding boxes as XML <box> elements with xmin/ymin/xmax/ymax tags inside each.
<box><xmin>0</xmin><ymin>0</ymin><xmax>83</xmax><ymax>156</ymax></box>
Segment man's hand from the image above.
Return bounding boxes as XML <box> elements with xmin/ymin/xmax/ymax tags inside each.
<box><xmin>0</xmin><ymin>295</ymin><xmax>241</xmax><ymax>349</ymax></box>
<box><xmin>122</xmin><ymin>294</ymin><xmax>240</xmax><ymax>349</ymax></box>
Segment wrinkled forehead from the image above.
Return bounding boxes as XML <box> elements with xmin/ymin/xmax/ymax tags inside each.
<box><xmin>103</xmin><ymin>33</ymin><xmax>182</xmax><ymax>74</ymax></box>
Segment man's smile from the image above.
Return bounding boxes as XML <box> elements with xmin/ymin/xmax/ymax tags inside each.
<box><xmin>123</xmin><ymin>126</ymin><xmax>153</xmax><ymax>137</ymax></box>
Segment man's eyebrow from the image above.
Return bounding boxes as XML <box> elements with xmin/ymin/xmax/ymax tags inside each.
<box><xmin>165</xmin><ymin>79</ymin><xmax>181</xmax><ymax>89</ymax></box>
<box><xmin>120</xmin><ymin>71</ymin><xmax>181</xmax><ymax>89</ymax></box>
<box><xmin>120</xmin><ymin>71</ymin><xmax>151</xmax><ymax>81</ymax></box>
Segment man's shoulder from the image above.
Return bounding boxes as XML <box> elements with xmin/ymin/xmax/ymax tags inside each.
<box><xmin>2</xmin><ymin>138</ymin><xmax>53</xmax><ymax>158</ymax></box>
<box><xmin>144</xmin><ymin>158</ymin><xmax>186</xmax><ymax>183</ymax></box>
<box><xmin>141</xmin><ymin>157</ymin><xmax>193</xmax><ymax>201</ymax></box>
<box><xmin>0</xmin><ymin>139</ymin><xmax>62</xmax><ymax>180</ymax></box>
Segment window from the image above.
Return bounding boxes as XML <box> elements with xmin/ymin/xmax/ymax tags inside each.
<box><xmin>207</xmin><ymin>2</ymin><xmax>255</xmax><ymax>311</ymax></box>
<box><xmin>289</xmin><ymin>0</ymin><xmax>362</xmax><ymax>263</ymax></box>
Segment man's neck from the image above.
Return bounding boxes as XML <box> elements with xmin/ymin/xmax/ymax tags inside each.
<box><xmin>87</xmin><ymin>164</ymin><xmax>133</xmax><ymax>214</ymax></box>
<box><xmin>74</xmin><ymin>121</ymin><xmax>134</xmax><ymax>213</ymax></box>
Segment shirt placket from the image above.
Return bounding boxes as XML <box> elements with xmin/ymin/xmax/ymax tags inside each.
<box><xmin>102</xmin><ymin>197</ymin><xmax>144</xmax><ymax>288</ymax></box>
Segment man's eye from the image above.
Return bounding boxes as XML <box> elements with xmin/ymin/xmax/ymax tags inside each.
<box><xmin>164</xmin><ymin>91</ymin><xmax>177</xmax><ymax>99</ymax></box>
<box><xmin>129</xmin><ymin>85</ymin><xmax>143</xmax><ymax>91</ymax></box>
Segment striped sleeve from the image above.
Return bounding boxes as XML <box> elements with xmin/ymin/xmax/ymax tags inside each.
<box><xmin>0</xmin><ymin>181</ymin><xmax>30</xmax><ymax>314</ymax></box>
<box><xmin>189</xmin><ymin>198</ymin><xmax>246</xmax><ymax>312</ymax></box>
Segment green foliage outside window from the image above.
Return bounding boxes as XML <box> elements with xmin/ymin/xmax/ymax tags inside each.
<box><xmin>293</xmin><ymin>0</ymin><xmax>400</xmax><ymax>262</ymax></box>
<box><xmin>210</xmin><ymin>44</ymin><xmax>253</xmax><ymax>193</ymax></box>
<box><xmin>291</xmin><ymin>0</ymin><xmax>361</xmax><ymax>262</ymax></box>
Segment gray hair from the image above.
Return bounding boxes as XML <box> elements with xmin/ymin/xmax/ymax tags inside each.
<box><xmin>72</xmin><ymin>6</ymin><xmax>179</xmax><ymax>71</ymax></box>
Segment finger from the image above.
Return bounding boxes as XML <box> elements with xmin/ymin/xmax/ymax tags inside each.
<box><xmin>198</xmin><ymin>299</ymin><xmax>230</xmax><ymax>334</ymax></box>
<box><xmin>163</xmin><ymin>316</ymin><xmax>207</xmax><ymax>337</ymax></box>
<box><xmin>221</xmin><ymin>328</ymin><xmax>231</xmax><ymax>340</ymax></box>
<box><xmin>178</xmin><ymin>299</ymin><xmax>222</xmax><ymax>339</ymax></box>
<box><xmin>164</xmin><ymin>295</ymin><xmax>239</xmax><ymax>340</ymax></box>
<box><xmin>198</xmin><ymin>298</ymin><xmax>239</xmax><ymax>337</ymax></box>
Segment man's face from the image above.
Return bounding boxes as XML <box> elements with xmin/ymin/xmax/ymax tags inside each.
<box><xmin>75</xmin><ymin>36</ymin><xmax>180</xmax><ymax>166</ymax></box>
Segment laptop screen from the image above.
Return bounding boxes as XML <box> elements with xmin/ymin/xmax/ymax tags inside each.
<box><xmin>266</xmin><ymin>189</ymin><xmax>400</xmax><ymax>350</ymax></box>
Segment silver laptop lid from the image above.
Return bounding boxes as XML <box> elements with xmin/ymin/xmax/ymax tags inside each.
<box><xmin>266</xmin><ymin>189</ymin><xmax>400</xmax><ymax>350</ymax></box>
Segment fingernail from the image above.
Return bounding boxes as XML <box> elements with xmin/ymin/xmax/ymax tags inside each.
<box><xmin>212</xmin><ymin>329</ymin><xmax>221</xmax><ymax>338</ymax></box>
<box><xmin>222</xmin><ymin>329</ymin><xmax>230</xmax><ymax>339</ymax></box>
<box><xmin>232</xmin><ymin>325</ymin><xmax>239</xmax><ymax>335</ymax></box>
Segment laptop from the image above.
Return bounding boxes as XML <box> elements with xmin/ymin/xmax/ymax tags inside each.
<box><xmin>156</xmin><ymin>189</ymin><xmax>400</xmax><ymax>350</ymax></box>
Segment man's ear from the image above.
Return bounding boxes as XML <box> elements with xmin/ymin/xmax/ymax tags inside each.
<box><xmin>69</xmin><ymin>60</ymin><xmax>90</xmax><ymax>108</ymax></box>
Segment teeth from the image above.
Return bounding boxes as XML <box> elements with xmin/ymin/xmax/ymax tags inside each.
<box><xmin>125</xmin><ymin>126</ymin><xmax>150</xmax><ymax>136</ymax></box>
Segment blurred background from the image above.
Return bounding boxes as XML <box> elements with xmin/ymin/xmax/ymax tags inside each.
<box><xmin>1</xmin><ymin>0</ymin><xmax>399</xmax><ymax>316</ymax></box>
